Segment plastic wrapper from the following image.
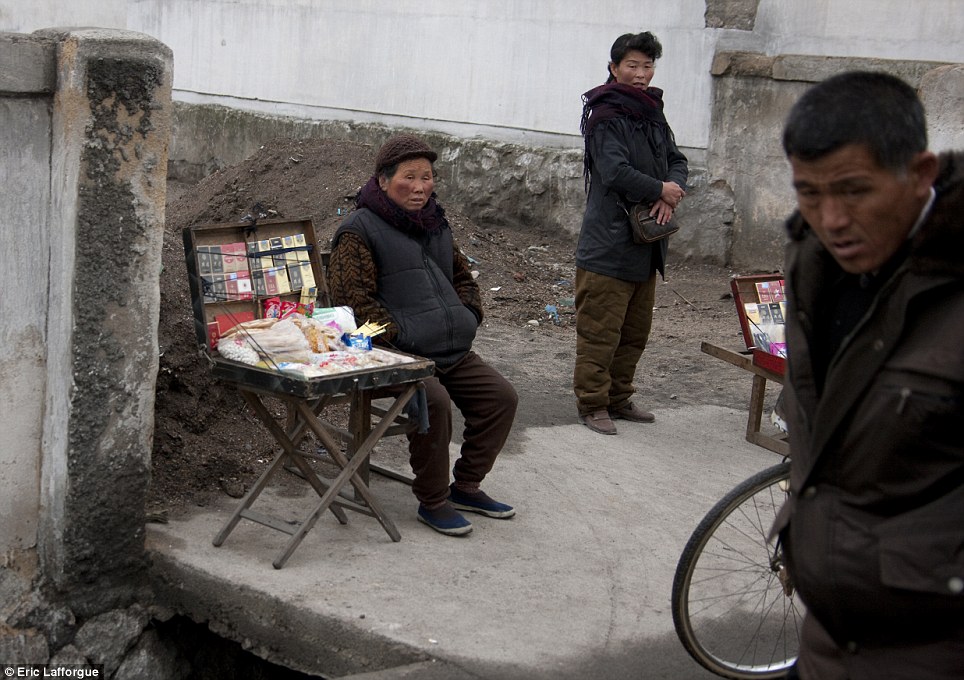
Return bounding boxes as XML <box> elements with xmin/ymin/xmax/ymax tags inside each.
<box><xmin>214</xmin><ymin>310</ymin><xmax>411</xmax><ymax>378</ymax></box>
<box><xmin>218</xmin><ymin>317</ymin><xmax>313</xmax><ymax>364</ymax></box>
<box><xmin>290</xmin><ymin>315</ymin><xmax>343</xmax><ymax>353</ymax></box>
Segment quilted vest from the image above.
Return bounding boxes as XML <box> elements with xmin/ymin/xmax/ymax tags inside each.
<box><xmin>334</xmin><ymin>208</ymin><xmax>477</xmax><ymax>368</ymax></box>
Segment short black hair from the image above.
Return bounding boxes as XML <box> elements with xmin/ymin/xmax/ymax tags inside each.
<box><xmin>782</xmin><ymin>70</ymin><xmax>927</xmax><ymax>172</ymax></box>
<box><xmin>606</xmin><ymin>32</ymin><xmax>663</xmax><ymax>82</ymax></box>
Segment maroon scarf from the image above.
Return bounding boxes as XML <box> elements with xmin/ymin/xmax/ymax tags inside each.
<box><xmin>355</xmin><ymin>176</ymin><xmax>450</xmax><ymax>235</ymax></box>
<box><xmin>580</xmin><ymin>82</ymin><xmax>669</xmax><ymax>190</ymax></box>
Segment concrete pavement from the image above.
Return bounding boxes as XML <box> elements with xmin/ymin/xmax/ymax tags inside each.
<box><xmin>146</xmin><ymin>404</ymin><xmax>785</xmax><ymax>679</ymax></box>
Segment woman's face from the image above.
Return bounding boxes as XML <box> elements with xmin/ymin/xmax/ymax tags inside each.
<box><xmin>378</xmin><ymin>158</ymin><xmax>435</xmax><ymax>211</ymax></box>
<box><xmin>609</xmin><ymin>49</ymin><xmax>655</xmax><ymax>90</ymax></box>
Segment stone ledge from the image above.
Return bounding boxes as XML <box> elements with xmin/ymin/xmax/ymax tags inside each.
<box><xmin>712</xmin><ymin>51</ymin><xmax>953</xmax><ymax>85</ymax></box>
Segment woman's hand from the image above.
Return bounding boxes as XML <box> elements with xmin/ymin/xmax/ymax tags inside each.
<box><xmin>650</xmin><ymin>198</ymin><xmax>675</xmax><ymax>225</ymax></box>
<box><xmin>660</xmin><ymin>181</ymin><xmax>686</xmax><ymax>209</ymax></box>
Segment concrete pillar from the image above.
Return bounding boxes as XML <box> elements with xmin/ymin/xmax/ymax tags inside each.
<box><xmin>37</xmin><ymin>28</ymin><xmax>172</xmax><ymax>615</ymax></box>
<box><xmin>0</xmin><ymin>34</ymin><xmax>55</xmax><ymax>574</ymax></box>
<box><xmin>920</xmin><ymin>64</ymin><xmax>964</xmax><ymax>154</ymax></box>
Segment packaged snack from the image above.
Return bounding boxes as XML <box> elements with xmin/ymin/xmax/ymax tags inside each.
<box><xmin>342</xmin><ymin>333</ymin><xmax>373</xmax><ymax>351</ymax></box>
<box><xmin>279</xmin><ymin>300</ymin><xmax>299</xmax><ymax>319</ymax></box>
<box><xmin>263</xmin><ymin>297</ymin><xmax>281</xmax><ymax>319</ymax></box>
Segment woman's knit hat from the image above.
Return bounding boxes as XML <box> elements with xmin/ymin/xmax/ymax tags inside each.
<box><xmin>374</xmin><ymin>134</ymin><xmax>438</xmax><ymax>175</ymax></box>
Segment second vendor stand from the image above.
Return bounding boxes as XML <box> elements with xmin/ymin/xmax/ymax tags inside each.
<box><xmin>184</xmin><ymin>218</ymin><xmax>435</xmax><ymax>568</ymax></box>
<box><xmin>701</xmin><ymin>273</ymin><xmax>789</xmax><ymax>457</ymax></box>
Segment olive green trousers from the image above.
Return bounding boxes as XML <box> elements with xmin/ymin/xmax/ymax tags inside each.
<box><xmin>573</xmin><ymin>267</ymin><xmax>657</xmax><ymax>416</ymax></box>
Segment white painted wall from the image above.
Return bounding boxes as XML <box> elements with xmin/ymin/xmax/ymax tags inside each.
<box><xmin>0</xmin><ymin>0</ymin><xmax>126</xmax><ymax>34</ymax></box>
<box><xmin>122</xmin><ymin>0</ymin><xmax>713</xmax><ymax>149</ymax></box>
<box><xmin>752</xmin><ymin>1</ymin><xmax>964</xmax><ymax>60</ymax></box>
<box><xmin>4</xmin><ymin>0</ymin><xmax>962</xmax><ymax>152</ymax></box>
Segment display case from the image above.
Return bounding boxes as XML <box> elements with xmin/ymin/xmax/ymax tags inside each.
<box><xmin>729</xmin><ymin>273</ymin><xmax>787</xmax><ymax>377</ymax></box>
<box><xmin>183</xmin><ymin>218</ymin><xmax>434</xmax><ymax>398</ymax></box>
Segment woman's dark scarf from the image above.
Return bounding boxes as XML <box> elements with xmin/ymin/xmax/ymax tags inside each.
<box><xmin>579</xmin><ymin>82</ymin><xmax>670</xmax><ymax>191</ymax></box>
<box><xmin>355</xmin><ymin>176</ymin><xmax>450</xmax><ymax>235</ymax></box>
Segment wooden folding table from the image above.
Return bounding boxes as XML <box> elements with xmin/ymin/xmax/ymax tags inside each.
<box><xmin>208</xmin><ymin>358</ymin><xmax>432</xmax><ymax>568</ymax></box>
<box><xmin>700</xmin><ymin>341</ymin><xmax>787</xmax><ymax>456</ymax></box>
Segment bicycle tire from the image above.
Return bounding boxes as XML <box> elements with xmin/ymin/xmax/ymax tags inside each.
<box><xmin>672</xmin><ymin>462</ymin><xmax>803</xmax><ymax>679</ymax></box>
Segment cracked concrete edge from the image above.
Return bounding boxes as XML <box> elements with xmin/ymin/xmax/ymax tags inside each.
<box><xmin>147</xmin><ymin>549</ymin><xmax>434</xmax><ymax>678</ymax></box>
<box><xmin>336</xmin><ymin>659</ymin><xmax>479</xmax><ymax>680</ymax></box>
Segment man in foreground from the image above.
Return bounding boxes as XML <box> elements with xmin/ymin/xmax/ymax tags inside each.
<box><xmin>774</xmin><ymin>71</ymin><xmax>963</xmax><ymax>678</ymax></box>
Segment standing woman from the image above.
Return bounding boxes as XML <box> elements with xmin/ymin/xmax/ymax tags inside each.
<box><xmin>574</xmin><ymin>31</ymin><xmax>688</xmax><ymax>435</ymax></box>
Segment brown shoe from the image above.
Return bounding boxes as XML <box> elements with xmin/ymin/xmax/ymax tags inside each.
<box><xmin>581</xmin><ymin>410</ymin><xmax>617</xmax><ymax>435</ymax></box>
<box><xmin>609</xmin><ymin>402</ymin><xmax>655</xmax><ymax>423</ymax></box>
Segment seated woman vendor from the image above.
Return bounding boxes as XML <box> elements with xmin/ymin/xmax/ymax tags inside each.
<box><xmin>328</xmin><ymin>133</ymin><xmax>518</xmax><ymax>537</ymax></box>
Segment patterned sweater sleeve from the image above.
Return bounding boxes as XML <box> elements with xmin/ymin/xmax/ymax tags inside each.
<box><xmin>327</xmin><ymin>232</ymin><xmax>399</xmax><ymax>343</ymax></box>
<box><xmin>452</xmin><ymin>242</ymin><xmax>484</xmax><ymax>325</ymax></box>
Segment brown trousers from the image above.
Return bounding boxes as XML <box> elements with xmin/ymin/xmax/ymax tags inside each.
<box><xmin>573</xmin><ymin>267</ymin><xmax>657</xmax><ymax>415</ymax></box>
<box><xmin>402</xmin><ymin>351</ymin><xmax>517</xmax><ymax>506</ymax></box>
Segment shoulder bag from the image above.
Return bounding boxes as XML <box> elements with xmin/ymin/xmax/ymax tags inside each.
<box><xmin>628</xmin><ymin>202</ymin><xmax>679</xmax><ymax>244</ymax></box>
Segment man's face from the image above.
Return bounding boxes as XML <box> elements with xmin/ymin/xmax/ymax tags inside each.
<box><xmin>790</xmin><ymin>144</ymin><xmax>937</xmax><ymax>274</ymax></box>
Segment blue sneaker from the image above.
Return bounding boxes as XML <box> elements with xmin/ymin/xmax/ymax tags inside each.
<box><xmin>449</xmin><ymin>484</ymin><xmax>516</xmax><ymax>519</ymax></box>
<box><xmin>417</xmin><ymin>502</ymin><xmax>473</xmax><ymax>536</ymax></box>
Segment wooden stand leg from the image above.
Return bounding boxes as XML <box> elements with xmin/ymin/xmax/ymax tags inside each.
<box><xmin>747</xmin><ymin>374</ymin><xmax>767</xmax><ymax>440</ymax></box>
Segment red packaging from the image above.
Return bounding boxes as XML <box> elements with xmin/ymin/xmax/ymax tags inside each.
<box><xmin>263</xmin><ymin>296</ymin><xmax>281</xmax><ymax>319</ymax></box>
<box><xmin>207</xmin><ymin>321</ymin><xmax>220</xmax><ymax>350</ymax></box>
<box><xmin>279</xmin><ymin>300</ymin><xmax>298</xmax><ymax>319</ymax></box>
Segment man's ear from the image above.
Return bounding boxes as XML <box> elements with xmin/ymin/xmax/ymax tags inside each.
<box><xmin>911</xmin><ymin>151</ymin><xmax>940</xmax><ymax>197</ymax></box>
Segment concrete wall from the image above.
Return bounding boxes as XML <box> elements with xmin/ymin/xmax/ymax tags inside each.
<box><xmin>708</xmin><ymin>55</ymin><xmax>964</xmax><ymax>271</ymax></box>
<box><xmin>4</xmin><ymin>0</ymin><xmax>962</xmax><ymax>151</ymax></box>
<box><xmin>0</xmin><ymin>28</ymin><xmax>172</xmax><ymax>618</ymax></box>
<box><xmin>2</xmin><ymin>1</ymin><xmax>962</xmax><ymax>270</ymax></box>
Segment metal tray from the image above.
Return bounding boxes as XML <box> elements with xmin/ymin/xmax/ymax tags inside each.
<box><xmin>209</xmin><ymin>354</ymin><xmax>434</xmax><ymax>398</ymax></box>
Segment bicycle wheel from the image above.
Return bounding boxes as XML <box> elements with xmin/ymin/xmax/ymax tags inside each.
<box><xmin>672</xmin><ymin>462</ymin><xmax>803</xmax><ymax>679</ymax></box>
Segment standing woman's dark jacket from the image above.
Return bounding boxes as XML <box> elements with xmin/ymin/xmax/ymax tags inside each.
<box><xmin>577</xmin><ymin>82</ymin><xmax>688</xmax><ymax>282</ymax></box>
<box><xmin>773</xmin><ymin>151</ymin><xmax>964</xmax><ymax>658</ymax></box>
